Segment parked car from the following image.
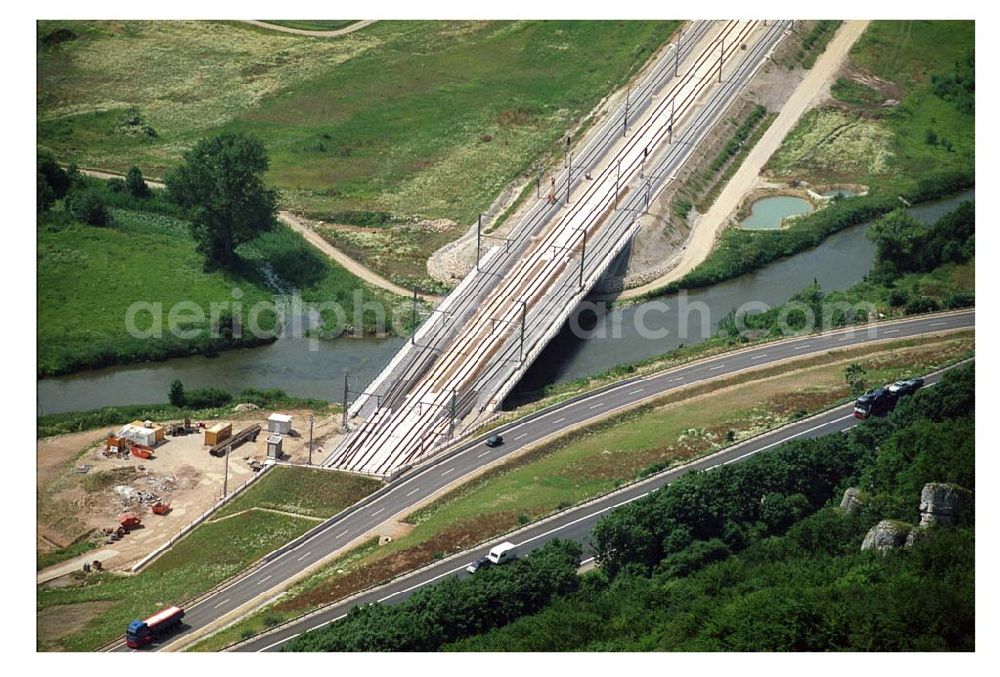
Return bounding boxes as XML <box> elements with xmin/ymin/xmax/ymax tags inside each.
<box><xmin>465</xmin><ymin>556</ymin><xmax>493</xmax><ymax>574</ymax></box>
<box><xmin>888</xmin><ymin>377</ymin><xmax>925</xmax><ymax>397</ymax></box>
<box><xmin>485</xmin><ymin>434</ymin><xmax>504</xmax><ymax>448</ymax></box>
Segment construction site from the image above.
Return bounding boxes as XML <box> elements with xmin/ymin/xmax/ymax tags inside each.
<box><xmin>37</xmin><ymin>407</ymin><xmax>343</xmax><ymax>579</ymax></box>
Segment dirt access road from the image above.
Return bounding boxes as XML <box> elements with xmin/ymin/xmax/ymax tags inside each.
<box><xmin>242</xmin><ymin>20</ymin><xmax>376</xmax><ymax>38</ymax></box>
<box><xmin>72</xmin><ymin>169</ymin><xmax>433</xmax><ymax>301</ymax></box>
<box><xmin>278</xmin><ymin>212</ymin><xmax>442</xmax><ymax>302</ymax></box>
<box><xmin>616</xmin><ymin>20</ymin><xmax>871</xmax><ymax>300</ymax></box>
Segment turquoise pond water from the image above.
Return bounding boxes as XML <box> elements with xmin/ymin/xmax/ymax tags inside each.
<box><xmin>740</xmin><ymin>195</ymin><xmax>813</xmax><ymax>230</ymax></box>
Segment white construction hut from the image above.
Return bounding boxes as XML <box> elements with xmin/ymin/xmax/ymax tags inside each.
<box><xmin>267</xmin><ymin>413</ymin><xmax>293</xmax><ymax>434</ymax></box>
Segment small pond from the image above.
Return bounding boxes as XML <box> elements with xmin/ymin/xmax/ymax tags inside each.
<box><xmin>739</xmin><ymin>195</ymin><xmax>813</xmax><ymax>230</ymax></box>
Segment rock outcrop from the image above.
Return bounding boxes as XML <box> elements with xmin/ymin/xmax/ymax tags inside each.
<box><xmin>839</xmin><ymin>487</ymin><xmax>865</xmax><ymax>515</ymax></box>
<box><xmin>918</xmin><ymin>482</ymin><xmax>972</xmax><ymax>527</ymax></box>
<box><xmin>861</xmin><ymin>520</ymin><xmax>911</xmax><ymax>552</ymax></box>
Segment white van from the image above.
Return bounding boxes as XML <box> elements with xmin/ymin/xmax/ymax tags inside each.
<box><xmin>487</xmin><ymin>541</ymin><xmax>517</xmax><ymax>565</ymax></box>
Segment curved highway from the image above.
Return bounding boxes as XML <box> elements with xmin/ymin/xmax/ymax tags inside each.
<box><xmin>238</xmin><ymin>346</ymin><xmax>973</xmax><ymax>651</ymax></box>
<box><xmin>115</xmin><ymin>309</ymin><xmax>973</xmax><ymax>652</ymax></box>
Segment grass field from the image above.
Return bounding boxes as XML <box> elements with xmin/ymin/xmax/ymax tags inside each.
<box><xmin>191</xmin><ymin>333</ymin><xmax>974</xmax><ymax>650</ymax></box>
<box><xmin>37</xmin><ymin>207</ymin><xmax>273</xmax><ymax>376</ymax></box>
<box><xmin>36</xmin><ymin>175</ymin><xmax>401</xmax><ymax>376</ymax></box>
<box><xmin>36</xmin><ymin>465</ymin><xmax>378</xmax><ymax>651</ymax></box>
<box><xmin>215</xmin><ymin>466</ymin><xmax>381</xmax><ymax>520</ymax></box>
<box><xmin>767</xmin><ymin>20</ymin><xmax>973</xmax><ymax>191</ymax></box>
<box><xmin>38</xmin><ymin>20</ymin><xmax>678</xmax><ymax>284</ymax></box>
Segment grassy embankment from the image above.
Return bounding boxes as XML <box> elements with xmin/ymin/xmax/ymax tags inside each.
<box><xmin>38</xmin><ymin>20</ymin><xmax>678</xmax><ymax>289</ymax></box>
<box><xmin>37</xmin><ymin>176</ymin><xmax>398</xmax><ymax>377</ymax></box>
<box><xmin>36</xmin><ymin>466</ymin><xmax>380</xmax><ymax>651</ymax></box>
<box><xmin>191</xmin><ymin>332</ymin><xmax>973</xmax><ymax>650</ymax></box>
<box><xmin>639</xmin><ymin>20</ymin><xmax>974</xmax><ymax>302</ymax></box>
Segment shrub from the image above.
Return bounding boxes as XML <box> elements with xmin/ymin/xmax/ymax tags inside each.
<box><xmin>67</xmin><ymin>189</ymin><xmax>110</xmax><ymax>226</ymax></box>
<box><xmin>168</xmin><ymin>380</ymin><xmax>186</xmax><ymax>407</ymax></box>
<box><xmin>126</xmin><ymin>166</ymin><xmax>151</xmax><ymax>198</ymax></box>
<box><xmin>185</xmin><ymin>387</ymin><xmax>233</xmax><ymax>409</ymax></box>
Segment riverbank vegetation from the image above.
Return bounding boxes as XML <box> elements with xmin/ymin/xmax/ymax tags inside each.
<box><xmin>36</xmin><ymin>464</ymin><xmax>375</xmax><ymax>651</ymax></box>
<box><xmin>645</xmin><ymin>21</ymin><xmax>974</xmax><ymax>302</ymax></box>
<box><xmin>37</xmin><ymin>388</ymin><xmax>333</xmax><ymax>438</ymax></box>
<box><xmin>191</xmin><ymin>333</ymin><xmax>972</xmax><ymax>650</ymax></box>
<box><xmin>37</xmin><ymin>162</ymin><xmax>397</xmax><ymax>377</ymax></box>
<box><xmin>285</xmin><ymin>364</ymin><xmax>974</xmax><ymax>651</ymax></box>
<box><xmin>38</xmin><ymin>20</ymin><xmax>679</xmax><ymax>286</ymax></box>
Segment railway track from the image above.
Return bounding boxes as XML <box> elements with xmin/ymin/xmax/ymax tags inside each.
<box><xmin>329</xmin><ymin>20</ymin><xmax>792</xmax><ymax>476</ymax></box>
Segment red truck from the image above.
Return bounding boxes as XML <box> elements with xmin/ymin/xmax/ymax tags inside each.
<box><xmin>125</xmin><ymin>606</ymin><xmax>185</xmax><ymax>648</ymax></box>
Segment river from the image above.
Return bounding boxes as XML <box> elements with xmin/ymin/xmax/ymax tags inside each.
<box><xmin>38</xmin><ymin>191</ymin><xmax>973</xmax><ymax>415</ymax></box>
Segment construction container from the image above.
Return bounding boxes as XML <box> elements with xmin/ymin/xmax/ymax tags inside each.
<box><xmin>267</xmin><ymin>434</ymin><xmax>283</xmax><ymax>459</ymax></box>
<box><xmin>204</xmin><ymin>422</ymin><xmax>232</xmax><ymax>447</ymax></box>
<box><xmin>268</xmin><ymin>413</ymin><xmax>293</xmax><ymax>434</ymax></box>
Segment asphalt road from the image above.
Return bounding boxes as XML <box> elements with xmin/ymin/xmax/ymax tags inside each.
<box><xmin>239</xmin><ymin>345</ymin><xmax>971</xmax><ymax>652</ymax></box>
<box><xmin>116</xmin><ymin>309</ymin><xmax>973</xmax><ymax>652</ymax></box>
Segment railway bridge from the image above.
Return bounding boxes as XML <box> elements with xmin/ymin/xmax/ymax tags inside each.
<box><xmin>325</xmin><ymin>20</ymin><xmax>793</xmax><ymax>477</ymax></box>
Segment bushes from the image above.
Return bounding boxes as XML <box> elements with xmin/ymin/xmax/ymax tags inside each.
<box><xmin>184</xmin><ymin>387</ymin><xmax>232</xmax><ymax>409</ymax></box>
<box><xmin>67</xmin><ymin>188</ymin><xmax>110</xmax><ymax>226</ymax></box>
<box><xmin>168</xmin><ymin>380</ymin><xmax>186</xmax><ymax>407</ymax></box>
<box><xmin>446</xmin><ymin>365</ymin><xmax>975</xmax><ymax>652</ymax></box>
<box><xmin>125</xmin><ymin>166</ymin><xmax>151</xmax><ymax>198</ymax></box>
<box><xmin>709</xmin><ymin>105</ymin><xmax>767</xmax><ymax>174</ymax></box>
<box><xmin>284</xmin><ymin>540</ymin><xmax>583</xmax><ymax>652</ymax></box>
<box><xmin>869</xmin><ymin>201</ymin><xmax>974</xmax><ymax>279</ymax></box>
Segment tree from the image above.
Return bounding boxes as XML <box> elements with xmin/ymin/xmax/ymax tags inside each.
<box><xmin>168</xmin><ymin>379</ymin><xmax>186</xmax><ymax>407</ymax></box>
<box><xmin>37</xmin><ymin>151</ymin><xmax>70</xmax><ymax>198</ymax></box>
<box><xmin>166</xmin><ymin>132</ymin><xmax>276</xmax><ymax>268</ymax></box>
<box><xmin>67</xmin><ymin>189</ymin><xmax>110</xmax><ymax>226</ymax></box>
<box><xmin>125</xmin><ymin>165</ymin><xmax>151</xmax><ymax>198</ymax></box>
<box><xmin>37</xmin><ymin>170</ymin><xmax>55</xmax><ymax>212</ymax></box>
<box><xmin>844</xmin><ymin>363</ymin><xmax>868</xmax><ymax>397</ymax></box>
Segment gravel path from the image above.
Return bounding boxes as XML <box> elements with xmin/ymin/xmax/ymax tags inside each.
<box><xmin>278</xmin><ymin>212</ymin><xmax>441</xmax><ymax>302</ymax></box>
<box><xmin>617</xmin><ymin>20</ymin><xmax>871</xmax><ymax>300</ymax></box>
<box><xmin>241</xmin><ymin>20</ymin><xmax>376</xmax><ymax>37</ymax></box>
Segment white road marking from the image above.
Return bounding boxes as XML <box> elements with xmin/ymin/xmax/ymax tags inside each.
<box><xmin>441</xmin><ymin>468</ymin><xmax>454</xmax><ymax>476</ymax></box>
<box><xmin>256</xmin><ymin>575</ymin><xmax>272</xmax><ymax>586</ymax></box>
<box><xmin>750</xmin><ymin>353</ymin><xmax>767</xmax><ymax>360</ymax></box>
<box><xmin>553</xmin><ymin>417</ymin><xmax>565</xmax><ymax>424</ymax></box>
<box><xmin>372</xmin><ymin>507</ymin><xmax>385</xmax><ymax>516</ymax></box>
<box><xmin>930</xmin><ymin>321</ymin><xmax>947</xmax><ymax>326</ymax></box>
<box><xmin>296</xmin><ymin>551</ymin><xmax>312</xmax><ymax>562</ymax></box>
<box><xmin>627</xmin><ymin>388</ymin><xmax>645</xmax><ymax>395</ymax></box>
<box><xmin>335</xmin><ymin>530</ymin><xmax>348</xmax><ymax>539</ymax></box>
<box><xmin>477</xmin><ymin>450</ymin><xmax>491</xmax><ymax>458</ymax></box>
<box><xmin>883</xmin><ymin>329</ymin><xmax>900</xmax><ymax>334</ymax></box>
<box><xmin>795</xmin><ymin>343</ymin><xmax>811</xmax><ymax>350</ymax></box>
<box><xmin>213</xmin><ymin>598</ymin><xmax>230</xmax><ymax>609</ymax></box>
<box><xmin>709</xmin><ymin>364</ymin><xmax>725</xmax><ymax>370</ymax></box>
<box><xmin>589</xmin><ymin>403</ymin><xmax>603</xmax><ymax>410</ymax></box>
<box><xmin>670</xmin><ymin>377</ymin><xmax>684</xmax><ymax>382</ymax></box>
<box><xmin>406</xmin><ymin>487</ymin><xmax>421</xmax><ymax>497</ymax></box>
<box><xmin>838</xmin><ymin>336</ymin><xmax>850</xmax><ymax>341</ymax></box>
<box><xmin>514</xmin><ymin>433</ymin><xmax>528</xmax><ymax>440</ymax></box>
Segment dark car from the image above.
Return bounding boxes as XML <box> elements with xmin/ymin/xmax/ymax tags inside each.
<box><xmin>465</xmin><ymin>556</ymin><xmax>493</xmax><ymax>574</ymax></box>
<box><xmin>853</xmin><ymin>387</ymin><xmax>895</xmax><ymax>419</ymax></box>
<box><xmin>888</xmin><ymin>377</ymin><xmax>925</xmax><ymax>397</ymax></box>
<box><xmin>485</xmin><ymin>434</ymin><xmax>504</xmax><ymax>448</ymax></box>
